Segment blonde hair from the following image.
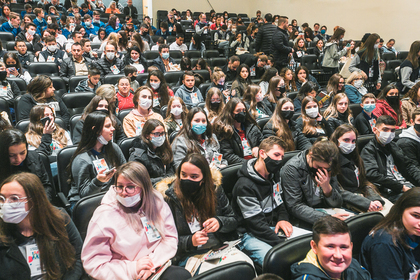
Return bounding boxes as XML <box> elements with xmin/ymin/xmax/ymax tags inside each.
<box><xmin>346</xmin><ymin>71</ymin><xmax>364</xmax><ymax>85</ymax></box>
<box><xmin>323</xmin><ymin>93</ymin><xmax>353</xmax><ymax>122</ymax></box>
<box><xmin>211</xmin><ymin>67</ymin><xmax>226</xmax><ymax>83</ymax></box>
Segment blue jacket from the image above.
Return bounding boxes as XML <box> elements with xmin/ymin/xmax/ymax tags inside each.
<box><xmin>80</xmin><ymin>10</ymin><xmax>93</xmax><ymax>17</ymax></box>
<box><xmin>0</xmin><ymin>22</ymin><xmax>21</xmax><ymax>36</ymax></box>
<box><xmin>155</xmin><ymin>29</ymin><xmax>170</xmax><ymax>39</ymax></box>
<box><xmin>62</xmin><ymin>28</ymin><xmax>71</xmax><ymax>39</ymax></box>
<box><xmin>344</xmin><ymin>84</ymin><xmax>363</xmax><ymax>104</ymax></box>
<box><xmin>33</xmin><ymin>17</ymin><xmax>47</xmax><ymax>34</ymax></box>
<box><xmin>105</xmin><ymin>23</ymin><xmax>122</xmax><ymax>35</ymax></box>
<box><xmin>82</xmin><ymin>23</ymin><xmax>99</xmax><ymax>38</ymax></box>
<box><xmin>93</xmin><ymin>20</ymin><xmax>105</xmax><ymax>29</ymax></box>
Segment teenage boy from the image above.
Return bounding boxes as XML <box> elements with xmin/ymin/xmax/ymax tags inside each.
<box><xmin>33</xmin><ymin>8</ymin><xmax>47</xmax><ymax>34</ymax></box>
<box><xmin>37</xmin><ymin>35</ymin><xmax>68</xmax><ymax>67</ymax></box>
<box><xmin>14</xmin><ymin>40</ymin><xmax>34</xmax><ymax>69</ymax></box>
<box><xmin>92</xmin><ymin>11</ymin><xmax>105</xmax><ymax>29</ymax></box>
<box><xmin>21</xmin><ymin>4</ymin><xmax>32</xmax><ymax>18</ymax></box>
<box><xmin>169</xmin><ymin>34</ymin><xmax>188</xmax><ymax>54</ymax></box>
<box><xmin>75</xmin><ymin>67</ymin><xmax>101</xmax><ymax>93</ymax></box>
<box><xmin>16</xmin><ymin>23</ymin><xmax>40</xmax><ymax>45</ymax></box>
<box><xmin>82</xmin><ymin>14</ymin><xmax>98</xmax><ymax>38</ymax></box>
<box><xmin>361</xmin><ymin>115</ymin><xmax>420</xmax><ymax>202</ymax></box>
<box><xmin>175</xmin><ymin>71</ymin><xmax>204</xmax><ymax>107</ymax></box>
<box><xmin>124</xmin><ymin>65</ymin><xmax>140</xmax><ymax>91</ymax></box>
<box><xmin>0</xmin><ymin>12</ymin><xmax>22</xmax><ymax>36</ymax></box>
<box><xmin>232</xmin><ymin>136</ymin><xmax>292</xmax><ymax>267</ymax></box>
<box><xmin>291</xmin><ymin>216</ymin><xmax>371</xmax><ymax>280</ymax></box>
<box><xmin>354</xmin><ymin>93</ymin><xmax>377</xmax><ymax>135</ymax></box>
<box><xmin>152</xmin><ymin>44</ymin><xmax>175</xmax><ymax>73</ymax></box>
<box><xmin>155</xmin><ymin>21</ymin><xmax>170</xmax><ymax>39</ymax></box>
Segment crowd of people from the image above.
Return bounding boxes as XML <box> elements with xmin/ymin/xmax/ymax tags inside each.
<box><xmin>0</xmin><ymin>1</ymin><xmax>420</xmax><ymax>280</ymax></box>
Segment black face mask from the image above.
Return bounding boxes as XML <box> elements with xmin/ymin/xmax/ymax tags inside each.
<box><xmin>7</xmin><ymin>64</ymin><xmax>16</xmax><ymax>69</ymax></box>
<box><xmin>276</xmin><ymin>86</ymin><xmax>286</xmax><ymax>94</ymax></box>
<box><xmin>281</xmin><ymin>110</ymin><xmax>294</xmax><ymax>120</ymax></box>
<box><xmin>130</xmin><ymin>76</ymin><xmax>137</xmax><ymax>82</ymax></box>
<box><xmin>233</xmin><ymin>111</ymin><xmax>246</xmax><ymax>123</ymax></box>
<box><xmin>180</xmin><ymin>179</ymin><xmax>202</xmax><ymax>201</ymax></box>
<box><xmin>386</xmin><ymin>95</ymin><xmax>399</xmax><ymax>105</ymax></box>
<box><xmin>414</xmin><ymin>123</ymin><xmax>420</xmax><ymax>133</ymax></box>
<box><xmin>210</xmin><ymin>101</ymin><xmax>220</xmax><ymax>109</ymax></box>
<box><xmin>264</xmin><ymin>155</ymin><xmax>284</xmax><ymax>174</ymax></box>
<box><xmin>0</xmin><ymin>71</ymin><xmax>7</xmax><ymax>81</ymax></box>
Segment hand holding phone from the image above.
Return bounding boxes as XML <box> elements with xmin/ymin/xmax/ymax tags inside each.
<box><xmin>104</xmin><ymin>167</ymin><xmax>116</xmax><ymax>175</ymax></box>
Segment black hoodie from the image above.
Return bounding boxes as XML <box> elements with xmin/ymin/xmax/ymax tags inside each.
<box><xmin>232</xmin><ymin>158</ymin><xmax>289</xmax><ymax>246</ymax></box>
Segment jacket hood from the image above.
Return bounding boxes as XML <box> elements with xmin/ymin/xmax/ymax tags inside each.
<box><xmin>324</xmin><ymin>41</ymin><xmax>337</xmax><ymax>48</ymax></box>
<box><xmin>291</xmin><ymin>250</ymin><xmax>332</xmax><ymax>279</ymax></box>
<box><xmin>400</xmin><ymin>126</ymin><xmax>420</xmax><ymax>143</ymax></box>
<box><xmin>179</xmin><ymin>84</ymin><xmax>197</xmax><ymax>93</ymax></box>
<box><xmin>238</xmin><ymin>158</ymin><xmax>267</xmax><ymax>184</ymax></box>
<box><xmin>156</xmin><ymin>168</ymin><xmax>223</xmax><ymax>199</ymax></box>
<box><xmin>101</xmin><ymin>187</ymin><xmax>124</xmax><ymax>210</ymax></box>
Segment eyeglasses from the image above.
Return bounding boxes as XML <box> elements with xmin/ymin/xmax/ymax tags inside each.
<box><xmin>150</xmin><ymin>132</ymin><xmax>165</xmax><ymax>137</ymax></box>
<box><xmin>113</xmin><ymin>185</ymin><xmax>138</xmax><ymax>194</ymax></box>
<box><xmin>0</xmin><ymin>195</ymin><xmax>28</xmax><ymax>208</ymax></box>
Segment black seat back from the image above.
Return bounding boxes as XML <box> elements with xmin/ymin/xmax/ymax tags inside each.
<box><xmin>28</xmin><ymin>62</ymin><xmax>59</xmax><ymax>76</ymax></box>
<box><xmin>193</xmin><ymin>69</ymin><xmax>210</xmax><ymax>82</ymax></box>
<box><xmin>169</xmin><ymin>50</ymin><xmax>183</xmax><ymax>59</ymax></box>
<box><xmin>72</xmin><ymin>192</ymin><xmax>105</xmax><ymax>240</ymax></box>
<box><xmin>186</xmin><ymin>50</ymin><xmax>201</xmax><ymax>58</ymax></box>
<box><xmin>69</xmin><ymin>114</ymin><xmax>82</xmax><ymax>138</ymax></box>
<box><xmin>7</xmin><ymin>77</ymin><xmax>27</xmax><ymax>95</ymax></box>
<box><xmin>220</xmin><ymin>163</ymin><xmax>242</xmax><ymax>200</ymax></box>
<box><xmin>301</xmin><ymin>54</ymin><xmax>319</xmax><ymax>71</ymax></box>
<box><xmin>209</xmin><ymin>57</ymin><xmax>227</xmax><ymax>68</ymax></box>
<box><xmin>256</xmin><ymin>117</ymin><xmax>270</xmax><ymax>132</ymax></box>
<box><xmin>117</xmin><ymin>109</ymin><xmax>132</xmax><ymax>124</ymax></box>
<box><xmin>69</xmin><ymin>75</ymin><xmax>89</xmax><ymax>92</ymax></box>
<box><xmin>357</xmin><ymin>134</ymin><xmax>374</xmax><ymax>153</ymax></box>
<box><xmin>50</xmin><ymin>76</ymin><xmax>67</xmax><ymax>98</ymax></box>
<box><xmin>143</xmin><ymin>51</ymin><xmax>160</xmax><ymax>60</ymax></box>
<box><xmin>204</xmin><ymin>50</ymin><xmax>220</xmax><ymax>59</ymax></box>
<box><xmin>169</xmin><ymin>130</ymin><xmax>178</xmax><ymax>143</ymax></box>
<box><xmin>191</xmin><ymin>262</ymin><xmax>255</xmax><ymax>280</ymax></box>
<box><xmin>104</xmin><ymin>74</ymin><xmax>124</xmax><ymax>85</ymax></box>
<box><xmin>119</xmin><ymin>137</ymin><xmax>136</xmax><ymax>161</ymax></box>
<box><xmin>382</xmin><ymin>52</ymin><xmax>397</xmax><ymax>61</ymax></box>
<box><xmin>57</xmin><ymin>145</ymin><xmax>78</xmax><ymax>197</ymax></box>
<box><xmin>164</xmin><ymin>71</ymin><xmax>184</xmax><ymax>87</ymax></box>
<box><xmin>62</xmin><ymin>92</ymin><xmax>96</xmax><ymax>116</ymax></box>
<box><xmin>349</xmin><ymin>103</ymin><xmax>362</xmax><ymax>119</ymax></box>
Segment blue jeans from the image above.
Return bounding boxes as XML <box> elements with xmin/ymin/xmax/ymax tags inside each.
<box><xmin>237</xmin><ymin>228</ymin><xmax>274</xmax><ymax>267</ymax></box>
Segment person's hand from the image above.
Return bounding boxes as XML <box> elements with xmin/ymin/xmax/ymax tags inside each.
<box><xmin>316</xmin><ymin>113</ymin><xmax>323</xmax><ymax>122</ymax></box>
<box><xmin>252</xmin><ymin>146</ymin><xmax>259</xmax><ymax>158</ymax></box>
<box><xmin>237</xmin><ymin>37</ymin><xmax>241</xmax><ymax>42</ymax></box>
<box><xmin>368</xmin><ymin>201</ymin><xmax>383</xmax><ymax>212</ymax></box>
<box><xmin>26</xmin><ymin>33</ymin><xmax>34</xmax><ymax>42</ymax></box>
<box><xmin>7</xmin><ymin>68</ymin><xmax>19</xmax><ymax>77</ymax></box>
<box><xmin>137</xmin><ymin>270</ymin><xmax>153</xmax><ymax>280</ymax></box>
<box><xmin>96</xmin><ymin>168</ymin><xmax>116</xmax><ymax>183</ymax></box>
<box><xmin>315</xmin><ymin>168</ymin><xmax>330</xmax><ymax>190</ymax></box>
<box><xmin>203</xmin><ymin>218</ymin><xmax>220</xmax><ymax>233</ymax></box>
<box><xmin>332</xmin><ymin>213</ymin><xmax>350</xmax><ymax>220</ymax></box>
<box><xmin>136</xmin><ymin>256</ymin><xmax>153</xmax><ymax>274</ymax></box>
<box><xmin>92</xmin><ymin>51</ymin><xmax>98</xmax><ymax>58</ymax></box>
<box><xmin>376</xmin><ymin>83</ymin><xmax>381</xmax><ymax>90</ymax></box>
<box><xmin>43</xmin><ymin>118</ymin><xmax>56</xmax><ymax>134</ymax></box>
<box><xmin>361</xmin><ymin>71</ymin><xmax>368</xmax><ymax>80</ymax></box>
<box><xmin>402</xmin><ymin>185</ymin><xmax>411</xmax><ymax>192</ymax></box>
<box><xmin>222</xmin><ymin>89</ymin><xmax>230</xmax><ymax>97</ymax></box>
<box><xmin>275</xmin><ymin>220</ymin><xmax>293</xmax><ymax>237</ymax></box>
<box><xmin>192</xmin><ymin>230</ymin><xmax>208</xmax><ymax>247</ymax></box>
<box><xmin>291</xmin><ymin>48</ymin><xmax>294</xmax><ymax>53</ymax></box>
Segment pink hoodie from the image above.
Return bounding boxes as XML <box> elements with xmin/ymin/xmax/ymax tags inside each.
<box><xmin>81</xmin><ymin>188</ymin><xmax>178</xmax><ymax>280</ymax></box>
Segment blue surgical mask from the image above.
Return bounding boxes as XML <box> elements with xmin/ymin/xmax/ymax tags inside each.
<box><xmin>162</xmin><ymin>53</ymin><xmax>170</xmax><ymax>59</ymax></box>
<box><xmin>363</xmin><ymin>104</ymin><xmax>376</xmax><ymax>113</ymax></box>
<box><xmin>321</xmin><ymin>29</ymin><xmax>326</xmax><ymax>35</ymax></box>
<box><xmin>192</xmin><ymin>123</ymin><xmax>207</xmax><ymax>135</ymax></box>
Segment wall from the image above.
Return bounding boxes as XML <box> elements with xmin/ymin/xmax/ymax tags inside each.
<box><xmin>151</xmin><ymin>0</ymin><xmax>419</xmax><ymax>50</ymax></box>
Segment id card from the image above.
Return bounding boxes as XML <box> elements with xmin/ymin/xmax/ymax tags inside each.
<box><xmin>297</xmin><ymin>51</ymin><xmax>303</xmax><ymax>58</ymax></box>
<box><xmin>26</xmin><ymin>244</ymin><xmax>42</xmax><ymax>277</ymax></box>
<box><xmin>369</xmin><ymin>66</ymin><xmax>374</xmax><ymax>78</ymax></box>
<box><xmin>111</xmin><ymin>65</ymin><xmax>120</xmax><ymax>74</ymax></box>
<box><xmin>242</xmin><ymin>138</ymin><xmax>252</xmax><ymax>157</ymax></box>
<box><xmin>354</xmin><ymin>166</ymin><xmax>360</xmax><ymax>188</ymax></box>
<box><xmin>211</xmin><ymin>152</ymin><xmax>223</xmax><ymax>167</ymax></box>
<box><xmin>46</xmin><ymin>101</ymin><xmax>60</xmax><ymax>112</ymax></box>
<box><xmin>409</xmin><ymin>269</ymin><xmax>420</xmax><ymax>280</ymax></box>
<box><xmin>135</xmin><ymin>120</ymin><xmax>145</xmax><ymax>136</ymax></box>
<box><xmin>273</xmin><ymin>182</ymin><xmax>283</xmax><ymax>206</ymax></box>
<box><xmin>92</xmin><ymin>158</ymin><xmax>109</xmax><ymax>174</ymax></box>
<box><xmin>0</xmin><ymin>86</ymin><xmax>7</xmax><ymax>96</ymax></box>
<box><xmin>188</xmin><ymin>216</ymin><xmax>201</xmax><ymax>234</ymax></box>
<box><xmin>141</xmin><ymin>216</ymin><xmax>161</xmax><ymax>243</ymax></box>
<box><xmin>250</xmin><ymin>65</ymin><xmax>256</xmax><ymax>77</ymax></box>
<box><xmin>190</xmin><ymin>92</ymin><xmax>199</xmax><ymax>105</ymax></box>
<box><xmin>369</xmin><ymin>118</ymin><xmax>376</xmax><ymax>130</ymax></box>
<box><xmin>391</xmin><ymin>165</ymin><xmax>405</xmax><ymax>181</ymax></box>
<box><xmin>47</xmin><ymin>56</ymin><xmax>55</xmax><ymax>62</ymax></box>
<box><xmin>153</xmin><ymin>96</ymin><xmax>160</xmax><ymax>107</ymax></box>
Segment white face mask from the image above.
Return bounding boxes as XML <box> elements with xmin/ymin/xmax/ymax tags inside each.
<box><xmin>306</xmin><ymin>107</ymin><xmax>319</xmax><ymax>118</ymax></box>
<box><xmin>47</xmin><ymin>45</ymin><xmax>57</xmax><ymax>52</ymax></box>
<box><xmin>0</xmin><ymin>202</ymin><xmax>29</xmax><ymax>224</ymax></box>
<box><xmin>139</xmin><ymin>98</ymin><xmax>152</xmax><ymax>109</ymax></box>
<box><xmin>171</xmin><ymin>107</ymin><xmax>182</xmax><ymax>116</ymax></box>
<box><xmin>106</xmin><ymin>52</ymin><xmax>115</xmax><ymax>60</ymax></box>
<box><xmin>150</xmin><ymin>82</ymin><xmax>160</xmax><ymax>90</ymax></box>
<box><xmin>116</xmin><ymin>193</ymin><xmax>140</xmax><ymax>207</ymax></box>
<box><xmin>27</xmin><ymin>29</ymin><xmax>36</xmax><ymax>36</ymax></box>
<box><xmin>47</xmin><ymin>20</ymin><xmax>52</xmax><ymax>24</ymax></box>
<box><xmin>354</xmin><ymin>80</ymin><xmax>363</xmax><ymax>89</ymax></box>
<box><xmin>97</xmin><ymin>135</ymin><xmax>109</xmax><ymax>145</ymax></box>
<box><xmin>132</xmin><ymin>56</ymin><xmax>139</xmax><ymax>62</ymax></box>
<box><xmin>374</xmin><ymin>43</ymin><xmax>380</xmax><ymax>49</ymax></box>
<box><xmin>339</xmin><ymin>141</ymin><xmax>356</xmax><ymax>154</ymax></box>
<box><xmin>150</xmin><ymin>135</ymin><xmax>165</xmax><ymax>147</ymax></box>
<box><xmin>256</xmin><ymin>93</ymin><xmax>263</xmax><ymax>102</ymax></box>
<box><xmin>378</xmin><ymin>131</ymin><xmax>395</xmax><ymax>145</ymax></box>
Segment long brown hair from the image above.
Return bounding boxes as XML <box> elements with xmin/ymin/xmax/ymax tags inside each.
<box><xmin>205</xmin><ymin>87</ymin><xmax>225</xmax><ymax>121</ymax></box>
<box><xmin>0</xmin><ymin>173</ymin><xmax>76</xmax><ymax>279</ymax></box>
<box><xmin>165</xmin><ymin>96</ymin><xmax>188</xmax><ymax>122</ymax></box>
<box><xmin>406</xmin><ymin>41</ymin><xmax>420</xmax><ymax>69</ymax></box>
<box><xmin>405</xmin><ymin>81</ymin><xmax>420</xmax><ymax>104</ymax></box>
<box><xmin>242</xmin><ymin>84</ymin><xmax>260</xmax><ymax>119</ymax></box>
<box><xmin>140</xmin><ymin>119</ymin><xmax>173</xmax><ymax>164</ymax></box>
<box><xmin>269</xmin><ymin>97</ymin><xmax>295</xmax><ymax>151</ymax></box>
<box><xmin>26</xmin><ymin>105</ymin><xmax>68</xmax><ymax>148</ymax></box>
<box><xmin>326</xmin><ymin>73</ymin><xmax>344</xmax><ymax>98</ymax></box>
<box><xmin>377</xmin><ymin>84</ymin><xmax>403</xmax><ymax>126</ymax></box>
<box><xmin>267</xmin><ymin>76</ymin><xmax>285</xmax><ymax>103</ymax></box>
<box><xmin>280</xmin><ymin>67</ymin><xmax>297</xmax><ymax>92</ymax></box>
<box><xmin>323</xmin><ymin>93</ymin><xmax>353</xmax><ymax>123</ymax></box>
<box><xmin>173</xmin><ymin>153</ymin><xmax>216</xmax><ymax>223</ymax></box>
<box><xmin>309</xmin><ymin>139</ymin><xmax>340</xmax><ymax>176</ymax></box>
<box><xmin>358</xmin><ymin>33</ymin><xmax>380</xmax><ymax>64</ymax></box>
<box><xmin>300</xmin><ymin>96</ymin><xmax>323</xmax><ymax>136</ymax></box>
<box><xmin>27</xmin><ymin>75</ymin><xmax>55</xmax><ymax>102</ymax></box>
<box><xmin>328</xmin><ymin>27</ymin><xmax>345</xmax><ymax>43</ymax></box>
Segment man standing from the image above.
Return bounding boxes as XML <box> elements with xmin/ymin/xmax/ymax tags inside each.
<box><xmin>255</xmin><ymin>13</ymin><xmax>277</xmax><ymax>55</ymax></box>
<box><xmin>123</xmin><ymin>0</ymin><xmax>138</xmax><ymax>19</ymax></box>
<box><xmin>222</xmin><ymin>55</ymin><xmax>240</xmax><ymax>82</ymax></box>
<box><xmin>271</xmin><ymin>16</ymin><xmax>293</xmax><ymax>71</ymax></box>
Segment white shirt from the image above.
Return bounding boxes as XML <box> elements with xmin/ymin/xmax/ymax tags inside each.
<box><xmin>169</xmin><ymin>42</ymin><xmax>188</xmax><ymax>52</ymax></box>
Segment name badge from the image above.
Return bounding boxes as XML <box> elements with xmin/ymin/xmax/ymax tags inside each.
<box><xmin>26</xmin><ymin>244</ymin><xmax>42</xmax><ymax>277</ymax></box>
<box><xmin>111</xmin><ymin>65</ymin><xmax>120</xmax><ymax>74</ymax></box>
<box><xmin>241</xmin><ymin>138</ymin><xmax>252</xmax><ymax>157</ymax></box>
<box><xmin>211</xmin><ymin>152</ymin><xmax>223</xmax><ymax>168</ymax></box>
<box><xmin>369</xmin><ymin>66</ymin><xmax>374</xmax><ymax>78</ymax></box>
<box><xmin>190</xmin><ymin>92</ymin><xmax>199</xmax><ymax>105</ymax></box>
<box><xmin>141</xmin><ymin>216</ymin><xmax>161</xmax><ymax>243</ymax></box>
<box><xmin>153</xmin><ymin>96</ymin><xmax>160</xmax><ymax>107</ymax></box>
<box><xmin>135</xmin><ymin>120</ymin><xmax>145</xmax><ymax>136</ymax></box>
<box><xmin>409</xmin><ymin>268</ymin><xmax>420</xmax><ymax>280</ymax></box>
<box><xmin>0</xmin><ymin>86</ymin><xmax>7</xmax><ymax>96</ymax></box>
<box><xmin>250</xmin><ymin>65</ymin><xmax>256</xmax><ymax>77</ymax></box>
<box><xmin>188</xmin><ymin>216</ymin><xmax>202</xmax><ymax>234</ymax></box>
<box><xmin>47</xmin><ymin>56</ymin><xmax>55</xmax><ymax>62</ymax></box>
<box><xmin>92</xmin><ymin>158</ymin><xmax>109</xmax><ymax>174</ymax></box>
<box><xmin>369</xmin><ymin>118</ymin><xmax>376</xmax><ymax>129</ymax></box>
<box><xmin>391</xmin><ymin>165</ymin><xmax>405</xmax><ymax>181</ymax></box>
<box><xmin>273</xmin><ymin>182</ymin><xmax>283</xmax><ymax>206</ymax></box>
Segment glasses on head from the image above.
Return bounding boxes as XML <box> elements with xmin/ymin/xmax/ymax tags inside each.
<box><xmin>0</xmin><ymin>195</ymin><xmax>28</xmax><ymax>208</ymax></box>
<box><xmin>150</xmin><ymin>132</ymin><xmax>165</xmax><ymax>137</ymax></box>
<box><xmin>113</xmin><ymin>185</ymin><xmax>137</xmax><ymax>194</ymax></box>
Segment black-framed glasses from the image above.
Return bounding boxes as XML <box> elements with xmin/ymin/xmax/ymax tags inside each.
<box><xmin>113</xmin><ymin>185</ymin><xmax>137</xmax><ymax>194</ymax></box>
<box><xmin>0</xmin><ymin>195</ymin><xmax>28</xmax><ymax>208</ymax></box>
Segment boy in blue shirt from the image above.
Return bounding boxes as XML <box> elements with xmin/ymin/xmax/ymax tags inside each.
<box><xmin>20</xmin><ymin>4</ymin><xmax>32</xmax><ymax>18</ymax></box>
<box><xmin>0</xmin><ymin>12</ymin><xmax>22</xmax><ymax>37</ymax></box>
<box><xmin>82</xmin><ymin>14</ymin><xmax>98</xmax><ymax>39</ymax></box>
<box><xmin>92</xmin><ymin>11</ymin><xmax>105</xmax><ymax>29</ymax></box>
<box><xmin>33</xmin><ymin>8</ymin><xmax>47</xmax><ymax>34</ymax></box>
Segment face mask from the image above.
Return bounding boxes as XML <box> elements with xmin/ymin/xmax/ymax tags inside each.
<box><xmin>210</xmin><ymin>101</ymin><xmax>220</xmax><ymax>109</ymax></box>
<box><xmin>130</xmin><ymin>76</ymin><xmax>137</xmax><ymax>82</ymax></box>
<box><xmin>116</xmin><ymin>193</ymin><xmax>141</xmax><ymax>207</ymax></box>
<box><xmin>47</xmin><ymin>20</ymin><xmax>52</xmax><ymax>24</ymax></box>
<box><xmin>0</xmin><ymin>70</ymin><xmax>7</xmax><ymax>81</ymax></box>
<box><xmin>150</xmin><ymin>82</ymin><xmax>160</xmax><ymax>90</ymax></box>
<box><xmin>233</xmin><ymin>112</ymin><xmax>246</xmax><ymax>123</ymax></box>
<box><xmin>139</xmin><ymin>98</ymin><xmax>152</xmax><ymax>109</ymax></box>
<box><xmin>161</xmin><ymin>53</ymin><xmax>170</xmax><ymax>60</ymax></box>
<box><xmin>264</xmin><ymin>154</ymin><xmax>284</xmax><ymax>174</ymax></box>
<box><xmin>218</xmin><ymin>80</ymin><xmax>225</xmax><ymax>85</ymax></box>
<box><xmin>306</xmin><ymin>107</ymin><xmax>319</xmax><ymax>118</ymax></box>
<box><xmin>70</xmin><ymin>23</ymin><xmax>75</xmax><ymax>27</ymax></box>
<box><xmin>85</xmin><ymin>21</ymin><xmax>91</xmax><ymax>27</ymax></box>
<box><xmin>264</xmin><ymin>65</ymin><xmax>271</xmax><ymax>70</ymax></box>
<box><xmin>27</xmin><ymin>29</ymin><xmax>36</xmax><ymax>36</ymax></box>
<box><xmin>363</xmin><ymin>104</ymin><xmax>375</xmax><ymax>113</ymax></box>
<box><xmin>180</xmin><ymin>179</ymin><xmax>202</xmax><ymax>201</ymax></box>
<box><xmin>192</xmin><ymin>123</ymin><xmax>207</xmax><ymax>135</ymax></box>
<box><xmin>116</xmin><ymin>20</ymin><xmax>120</xmax><ymax>26</ymax></box>
<box><xmin>278</xmin><ymin>86</ymin><xmax>286</xmax><ymax>94</ymax></box>
<box><xmin>281</xmin><ymin>110</ymin><xmax>294</xmax><ymax>120</ymax></box>
<box><xmin>232</xmin><ymin>28</ymin><xmax>237</xmax><ymax>32</ymax></box>
<box><xmin>0</xmin><ymin>202</ymin><xmax>29</xmax><ymax>224</ymax></box>
<box><xmin>132</xmin><ymin>56</ymin><xmax>139</xmax><ymax>62</ymax></box>
<box><xmin>386</xmin><ymin>95</ymin><xmax>399</xmax><ymax>106</ymax></box>
<box><xmin>256</xmin><ymin>93</ymin><xmax>263</xmax><ymax>102</ymax></box>
<box><xmin>374</xmin><ymin>43</ymin><xmax>380</xmax><ymax>49</ymax></box>
<box><xmin>150</xmin><ymin>135</ymin><xmax>165</xmax><ymax>147</ymax></box>
<box><xmin>93</xmin><ymin>19</ymin><xmax>100</xmax><ymax>23</ymax></box>
<box><xmin>414</xmin><ymin>123</ymin><xmax>420</xmax><ymax>133</ymax></box>
<box><xmin>106</xmin><ymin>52</ymin><xmax>115</xmax><ymax>60</ymax></box>
<box><xmin>353</xmin><ymin>80</ymin><xmax>363</xmax><ymax>89</ymax></box>
<box><xmin>378</xmin><ymin>131</ymin><xmax>395</xmax><ymax>145</ymax></box>
<box><xmin>321</xmin><ymin>29</ymin><xmax>326</xmax><ymax>35</ymax></box>
<box><xmin>339</xmin><ymin>141</ymin><xmax>356</xmax><ymax>154</ymax></box>
<box><xmin>171</xmin><ymin>107</ymin><xmax>182</xmax><ymax>116</ymax></box>
<box><xmin>97</xmin><ymin>135</ymin><xmax>109</xmax><ymax>145</ymax></box>
<box><xmin>47</xmin><ymin>45</ymin><xmax>57</xmax><ymax>52</ymax></box>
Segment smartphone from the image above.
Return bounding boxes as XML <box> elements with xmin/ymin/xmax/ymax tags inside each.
<box><xmin>104</xmin><ymin>168</ymin><xmax>116</xmax><ymax>175</ymax></box>
<box><xmin>40</xmin><ymin>116</ymin><xmax>50</xmax><ymax>126</ymax></box>
<box><xmin>8</xmin><ymin>67</ymin><xmax>15</xmax><ymax>72</ymax></box>
<box><xmin>277</xmin><ymin>231</ymin><xmax>287</xmax><ymax>238</ymax></box>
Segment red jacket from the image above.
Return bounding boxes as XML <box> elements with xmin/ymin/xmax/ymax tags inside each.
<box><xmin>373</xmin><ymin>99</ymin><xmax>407</xmax><ymax>129</ymax></box>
